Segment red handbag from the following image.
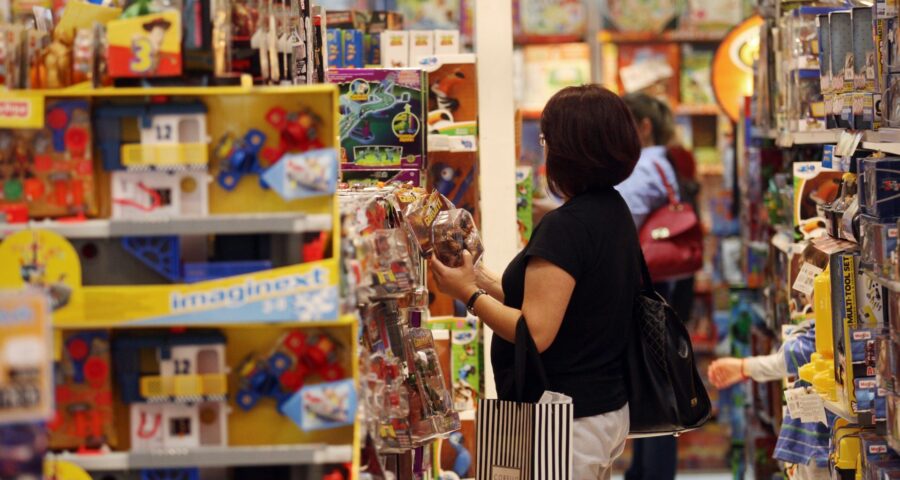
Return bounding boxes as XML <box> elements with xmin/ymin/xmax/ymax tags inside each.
<box><xmin>638</xmin><ymin>163</ymin><xmax>704</xmax><ymax>282</ymax></box>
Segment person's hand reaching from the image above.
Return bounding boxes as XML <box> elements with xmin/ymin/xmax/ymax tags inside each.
<box><xmin>707</xmin><ymin>357</ymin><xmax>747</xmax><ymax>389</ymax></box>
<box><xmin>430</xmin><ymin>250</ymin><xmax>479</xmax><ymax>303</ymax></box>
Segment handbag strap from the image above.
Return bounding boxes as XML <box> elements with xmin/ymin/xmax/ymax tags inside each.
<box><xmin>653</xmin><ymin>162</ymin><xmax>678</xmax><ymax>206</ymax></box>
<box><xmin>514</xmin><ymin>315</ymin><xmax>549</xmax><ymax>403</ymax></box>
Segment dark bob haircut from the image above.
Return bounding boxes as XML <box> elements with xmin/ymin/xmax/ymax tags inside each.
<box><xmin>540</xmin><ymin>85</ymin><xmax>642</xmax><ymax>199</ymax></box>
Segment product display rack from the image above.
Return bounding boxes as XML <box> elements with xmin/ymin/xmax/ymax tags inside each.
<box><xmin>0</xmin><ymin>82</ymin><xmax>361</xmax><ymax>479</ymax></box>
<box><xmin>741</xmin><ymin>1</ymin><xmax>900</xmax><ymax>479</ymax></box>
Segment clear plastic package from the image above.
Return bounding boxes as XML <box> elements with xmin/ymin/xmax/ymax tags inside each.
<box><xmin>431</xmin><ymin>209</ymin><xmax>484</xmax><ymax>267</ymax></box>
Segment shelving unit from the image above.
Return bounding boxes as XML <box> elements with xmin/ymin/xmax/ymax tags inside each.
<box><xmin>0</xmin><ymin>83</ymin><xmax>359</xmax><ymax>478</ymax></box>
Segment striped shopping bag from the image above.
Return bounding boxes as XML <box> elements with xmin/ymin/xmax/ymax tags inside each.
<box><xmin>475</xmin><ymin>398</ymin><xmax>574</xmax><ymax>480</ymax></box>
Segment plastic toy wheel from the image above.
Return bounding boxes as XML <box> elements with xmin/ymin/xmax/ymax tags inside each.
<box><xmin>269</xmin><ymin>352</ymin><xmax>292</xmax><ymax>374</ymax></box>
<box><xmin>83</xmin><ymin>357</ymin><xmax>109</xmax><ymax>386</ymax></box>
<box><xmin>66</xmin><ymin>338</ymin><xmax>90</xmax><ymax>361</ymax></box>
<box><xmin>236</xmin><ymin>390</ymin><xmax>259</xmax><ymax>411</ymax></box>
<box><xmin>266</xmin><ymin>107</ymin><xmax>288</xmax><ymax>129</ymax></box>
<box><xmin>283</xmin><ymin>331</ymin><xmax>308</xmax><ymax>357</ymax></box>
<box><xmin>217</xmin><ymin>172</ymin><xmax>239</xmax><ymax>191</ymax></box>
<box><xmin>320</xmin><ymin>364</ymin><xmax>346</xmax><ymax>381</ymax></box>
<box><xmin>279</xmin><ymin>370</ymin><xmax>304</xmax><ymax>391</ymax></box>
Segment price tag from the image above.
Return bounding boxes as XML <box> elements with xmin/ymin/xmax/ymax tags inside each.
<box><xmin>792</xmin><ymin>262</ymin><xmax>824</xmax><ymax>296</ymax></box>
<box><xmin>796</xmin><ymin>388</ymin><xmax>828</xmax><ymax>425</ymax></box>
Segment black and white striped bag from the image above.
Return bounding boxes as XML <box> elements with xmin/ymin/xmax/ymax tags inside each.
<box><xmin>475</xmin><ymin>398</ymin><xmax>574</xmax><ymax>480</ymax></box>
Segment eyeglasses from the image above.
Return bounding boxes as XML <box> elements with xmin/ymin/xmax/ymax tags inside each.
<box><xmin>539</xmin><ymin>133</ymin><xmax>546</xmax><ymax>147</ymax></box>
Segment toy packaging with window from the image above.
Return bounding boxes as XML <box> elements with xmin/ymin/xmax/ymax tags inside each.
<box><xmin>329</xmin><ymin>68</ymin><xmax>426</xmax><ymax>170</ymax></box>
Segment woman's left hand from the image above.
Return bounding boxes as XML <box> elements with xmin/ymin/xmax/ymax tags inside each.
<box><xmin>430</xmin><ymin>251</ymin><xmax>479</xmax><ymax>302</ymax></box>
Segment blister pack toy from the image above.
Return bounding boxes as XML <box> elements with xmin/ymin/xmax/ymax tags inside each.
<box><xmin>404</xmin><ymin>190</ymin><xmax>452</xmax><ymax>257</ymax></box>
<box><xmin>431</xmin><ymin>208</ymin><xmax>483</xmax><ymax>268</ymax></box>
<box><xmin>0</xmin><ymin>100</ymin><xmax>97</xmax><ymax>219</ymax></box>
<box><xmin>405</xmin><ymin>328</ymin><xmax>460</xmax><ymax>443</ymax></box>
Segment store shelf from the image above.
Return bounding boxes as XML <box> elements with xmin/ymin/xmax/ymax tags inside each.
<box><xmin>872</xmin><ymin>273</ymin><xmax>900</xmax><ymax>293</ymax></box>
<box><xmin>862</xmin><ymin>141</ymin><xmax>900</xmax><ymax>156</ymax></box>
<box><xmin>674</xmin><ymin>104</ymin><xmax>721</xmax><ymax>116</ymax></box>
<box><xmin>47</xmin><ymin>444</ymin><xmax>353</xmax><ymax>471</ymax></box>
<box><xmin>0</xmin><ymin>212</ymin><xmax>332</xmax><ymax>239</ymax></box>
<box><xmin>823</xmin><ymin>397</ymin><xmax>858</xmax><ymax>423</ymax></box>
<box><xmin>751</xmin><ymin>127</ymin><xmax>778</xmax><ymax>139</ymax></box>
<box><xmin>597</xmin><ymin>29</ymin><xmax>727</xmax><ymax>43</ymax></box>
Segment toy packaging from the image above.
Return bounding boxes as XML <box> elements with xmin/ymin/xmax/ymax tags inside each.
<box><xmin>51</xmin><ymin>330</ymin><xmax>117</xmax><ymax>450</ymax></box>
<box><xmin>520</xmin><ymin>43</ymin><xmax>591</xmax><ymax>111</ymax></box>
<box><xmin>107</xmin><ymin>11</ymin><xmax>183</xmax><ymax>78</ymax></box>
<box><xmin>680</xmin><ymin>45</ymin><xmax>715</xmax><ymax>106</ymax></box>
<box><xmin>329</xmin><ymin>68</ymin><xmax>426</xmax><ymax>170</ymax></box>
<box><xmin>424</xmin><ymin>56</ymin><xmax>478</xmax><ymax>153</ymax></box>
<box><xmin>862</xmin><ymin>157</ymin><xmax>900</xmax><ymax>219</ymax></box>
<box><xmin>793</xmin><ymin>161</ymin><xmax>842</xmax><ymax>236</ymax></box>
<box><xmin>429</xmin><ymin>152</ymin><xmax>478</xmax><ymax>216</ymax></box>
<box><xmin>409</xmin><ymin>30</ymin><xmax>435</xmax><ymax>64</ymax></box>
<box><xmin>516</xmin><ymin>166</ymin><xmax>534</xmax><ymax>246</ymax></box>
<box><xmin>327</xmin><ymin>29</ymin><xmax>344</xmax><ymax>68</ymax></box>
<box><xmin>396</xmin><ymin>0</ymin><xmax>461</xmax><ymax>30</ymax></box>
<box><xmin>514</xmin><ymin>0</ymin><xmax>586</xmax><ymax>39</ymax></box>
<box><xmin>341</xmin><ymin>168</ymin><xmax>422</xmax><ymax>187</ymax></box>
<box><xmin>0</xmin><ymin>99</ymin><xmax>97</xmax><ymax>218</ymax></box>
<box><xmin>434</xmin><ymin>30</ymin><xmax>461</xmax><ymax>55</ymax></box>
<box><xmin>380</xmin><ymin>30</ymin><xmax>410</xmax><ymax>67</ymax></box>
<box><xmin>0</xmin><ymin>291</ymin><xmax>52</xmax><ymax>424</ymax></box>
<box><xmin>281</xmin><ymin>378</ymin><xmax>357</xmax><ymax>431</ymax></box>
<box><xmin>604</xmin><ymin>0</ymin><xmax>677</xmax><ymax>33</ymax></box>
<box><xmin>432</xmin><ymin>209</ymin><xmax>483</xmax><ymax>268</ymax></box>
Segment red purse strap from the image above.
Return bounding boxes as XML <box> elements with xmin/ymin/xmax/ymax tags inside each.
<box><xmin>653</xmin><ymin>162</ymin><xmax>678</xmax><ymax>205</ymax></box>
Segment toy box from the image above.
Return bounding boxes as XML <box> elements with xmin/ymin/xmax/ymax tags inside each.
<box><xmin>0</xmin><ymin>99</ymin><xmax>97</xmax><ymax>219</ymax></box>
<box><xmin>428</xmin><ymin>152</ymin><xmax>477</xmax><ymax>218</ymax></box>
<box><xmin>860</xmin><ymin>214</ymin><xmax>899</xmax><ymax>279</ymax></box>
<box><xmin>343</xmin><ymin>29</ymin><xmax>365</xmax><ymax>68</ymax></box>
<box><xmin>330</xmin><ymin>68</ymin><xmax>426</xmax><ymax>170</ymax></box>
<box><xmin>327</xmin><ymin>29</ymin><xmax>344</xmax><ymax>68</ymax></box>
<box><xmin>680</xmin><ymin>45</ymin><xmax>715</xmax><ymax>106</ymax></box>
<box><xmin>862</xmin><ymin>157</ymin><xmax>900</xmax><ymax>219</ymax></box>
<box><xmin>380</xmin><ymin>30</ymin><xmax>410</xmax><ymax>67</ymax></box>
<box><xmin>853</xmin><ymin>7</ymin><xmax>877</xmax><ymax>93</ymax></box>
<box><xmin>397</xmin><ymin>0</ymin><xmax>460</xmax><ymax>30</ymax></box>
<box><xmin>409</xmin><ymin>31</ymin><xmax>434</xmax><ymax>64</ymax></box>
<box><xmin>0</xmin><ymin>292</ymin><xmax>52</xmax><ymax>424</ymax></box>
<box><xmin>434</xmin><ymin>30</ymin><xmax>460</xmax><ymax>55</ymax></box>
<box><xmin>520</xmin><ymin>43</ymin><xmax>591</xmax><ymax>112</ymax></box>
<box><xmin>423</xmin><ymin>55</ymin><xmax>478</xmax><ymax>153</ymax></box>
<box><xmin>428</xmin><ymin>316</ymin><xmax>483</xmax><ymax>413</ymax></box>
<box><xmin>51</xmin><ymin>330</ymin><xmax>118</xmax><ymax>450</ymax></box>
<box><xmin>516</xmin><ymin>166</ymin><xmax>534</xmax><ymax>246</ymax></box>
<box><xmin>829</xmin><ymin>11</ymin><xmax>853</xmax><ymax>95</ymax></box>
<box><xmin>107</xmin><ymin>11</ymin><xmax>183</xmax><ymax>78</ymax></box>
<box><xmin>859</xmin><ymin>269</ymin><xmax>890</xmax><ymax>328</ymax></box>
<box><xmin>341</xmin><ymin>168</ymin><xmax>422</xmax><ymax>187</ymax></box>
<box><xmin>793</xmin><ymin>161</ymin><xmax>842</xmax><ymax>236</ymax></box>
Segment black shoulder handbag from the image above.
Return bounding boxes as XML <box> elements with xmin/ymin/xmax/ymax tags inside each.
<box><xmin>626</xmin><ymin>250</ymin><xmax>712</xmax><ymax>437</ymax></box>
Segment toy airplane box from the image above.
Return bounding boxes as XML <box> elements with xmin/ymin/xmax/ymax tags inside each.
<box><xmin>328</xmin><ymin>68</ymin><xmax>427</xmax><ymax>171</ymax></box>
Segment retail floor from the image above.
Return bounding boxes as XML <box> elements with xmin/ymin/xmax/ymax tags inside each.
<box><xmin>611</xmin><ymin>473</ymin><xmax>732</xmax><ymax>480</ymax></box>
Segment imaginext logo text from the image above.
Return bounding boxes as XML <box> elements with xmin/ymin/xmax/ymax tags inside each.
<box><xmin>169</xmin><ymin>268</ymin><xmax>329</xmax><ymax>312</ymax></box>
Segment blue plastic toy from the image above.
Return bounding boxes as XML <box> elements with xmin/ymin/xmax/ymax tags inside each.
<box><xmin>215</xmin><ymin>129</ymin><xmax>268</xmax><ymax>191</ymax></box>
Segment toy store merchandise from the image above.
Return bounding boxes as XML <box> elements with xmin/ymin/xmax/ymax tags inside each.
<box><xmin>739</xmin><ymin>2</ymin><xmax>900</xmax><ymax>478</ymax></box>
<box><xmin>0</xmin><ymin>290</ymin><xmax>53</xmax><ymax>480</ymax></box>
<box><xmin>340</xmin><ymin>184</ymin><xmax>475</xmax><ymax>477</ymax></box>
<box><xmin>0</xmin><ymin>79</ymin><xmax>364</xmax><ymax>478</ymax></box>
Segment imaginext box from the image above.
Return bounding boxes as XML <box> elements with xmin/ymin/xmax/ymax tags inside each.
<box><xmin>329</xmin><ymin>68</ymin><xmax>427</xmax><ymax>170</ymax></box>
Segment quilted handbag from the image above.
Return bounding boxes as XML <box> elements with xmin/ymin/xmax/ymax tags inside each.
<box><xmin>626</xmin><ymin>250</ymin><xmax>711</xmax><ymax>437</ymax></box>
<box><xmin>638</xmin><ymin>162</ymin><xmax>703</xmax><ymax>282</ymax></box>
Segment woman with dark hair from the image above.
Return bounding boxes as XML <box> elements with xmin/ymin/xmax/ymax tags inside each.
<box><xmin>430</xmin><ymin>85</ymin><xmax>644</xmax><ymax>479</ymax></box>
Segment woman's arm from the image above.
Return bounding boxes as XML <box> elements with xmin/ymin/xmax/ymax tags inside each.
<box><xmin>431</xmin><ymin>252</ymin><xmax>574</xmax><ymax>353</ymax></box>
<box><xmin>475</xmin><ymin>263</ymin><xmax>504</xmax><ymax>302</ymax></box>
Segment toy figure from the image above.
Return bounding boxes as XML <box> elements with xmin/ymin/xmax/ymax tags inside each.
<box><xmin>431</xmin><ymin>69</ymin><xmax>465</xmax><ymax>112</ymax></box>
<box><xmin>432</xmin><ymin>163</ymin><xmax>461</xmax><ymax>197</ymax></box>
<box><xmin>448</xmin><ymin>431</ymin><xmax>472</xmax><ymax>477</ymax></box>
<box><xmin>136</xmin><ymin>17</ymin><xmax>173</xmax><ymax>74</ymax></box>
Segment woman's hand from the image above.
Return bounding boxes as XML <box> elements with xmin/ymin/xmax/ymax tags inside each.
<box><xmin>430</xmin><ymin>251</ymin><xmax>479</xmax><ymax>302</ymax></box>
<box><xmin>475</xmin><ymin>262</ymin><xmax>504</xmax><ymax>302</ymax></box>
<box><xmin>707</xmin><ymin>358</ymin><xmax>746</xmax><ymax>389</ymax></box>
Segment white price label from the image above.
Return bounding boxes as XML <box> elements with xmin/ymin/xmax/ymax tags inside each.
<box><xmin>792</xmin><ymin>262</ymin><xmax>824</xmax><ymax>297</ymax></box>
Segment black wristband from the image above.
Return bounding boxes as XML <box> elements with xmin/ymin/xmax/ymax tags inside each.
<box><xmin>466</xmin><ymin>289</ymin><xmax>487</xmax><ymax>315</ymax></box>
